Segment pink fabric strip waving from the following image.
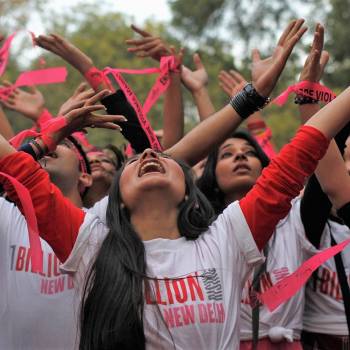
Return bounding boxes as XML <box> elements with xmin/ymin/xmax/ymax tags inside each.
<box><xmin>259</xmin><ymin>238</ymin><xmax>350</xmax><ymax>311</ymax></box>
<box><xmin>0</xmin><ymin>172</ymin><xmax>43</xmax><ymax>273</ymax></box>
<box><xmin>273</xmin><ymin>81</ymin><xmax>336</xmax><ymax>106</ymax></box>
<box><xmin>0</xmin><ymin>67</ymin><xmax>68</xmax><ymax>101</ymax></box>
<box><xmin>0</xmin><ymin>33</ymin><xmax>16</xmax><ymax>77</ymax></box>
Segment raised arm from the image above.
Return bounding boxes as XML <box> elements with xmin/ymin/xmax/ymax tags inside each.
<box><xmin>126</xmin><ymin>26</ymin><xmax>184</xmax><ymax>148</ymax></box>
<box><xmin>240</xmin><ymin>84</ymin><xmax>350</xmax><ymax>250</ymax></box>
<box><xmin>166</xmin><ymin>19</ymin><xmax>307</xmax><ymax>165</ymax></box>
<box><xmin>218</xmin><ymin>68</ymin><xmax>277</xmax><ymax>157</ymax></box>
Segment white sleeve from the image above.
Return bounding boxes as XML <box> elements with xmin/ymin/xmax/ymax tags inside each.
<box><xmin>60</xmin><ymin>213</ymin><xmax>109</xmax><ymax>288</ymax></box>
<box><xmin>86</xmin><ymin>196</ymin><xmax>109</xmax><ymax>224</ymax></box>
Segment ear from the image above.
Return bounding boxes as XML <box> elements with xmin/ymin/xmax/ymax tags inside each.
<box><xmin>78</xmin><ymin>173</ymin><xmax>93</xmax><ymax>193</ymax></box>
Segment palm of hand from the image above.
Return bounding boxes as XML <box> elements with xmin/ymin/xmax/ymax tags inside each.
<box><xmin>15</xmin><ymin>91</ymin><xmax>45</xmax><ymax>120</ymax></box>
<box><xmin>252</xmin><ymin>46</ymin><xmax>283</xmax><ymax>83</ymax></box>
<box><xmin>181</xmin><ymin>66</ymin><xmax>208</xmax><ymax>91</ymax></box>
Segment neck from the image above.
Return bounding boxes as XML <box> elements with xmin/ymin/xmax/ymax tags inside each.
<box><xmin>130</xmin><ymin>198</ymin><xmax>180</xmax><ymax>241</ymax></box>
<box><xmin>50</xmin><ymin>175</ymin><xmax>83</xmax><ymax>208</ymax></box>
<box><xmin>84</xmin><ymin>179</ymin><xmax>110</xmax><ymax>208</ymax></box>
<box><xmin>224</xmin><ymin>186</ymin><xmax>252</xmax><ymax>206</ymax></box>
<box><xmin>63</xmin><ymin>189</ymin><xmax>83</xmax><ymax>208</ymax></box>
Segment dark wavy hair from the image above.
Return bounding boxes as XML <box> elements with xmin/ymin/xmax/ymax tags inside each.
<box><xmin>103</xmin><ymin>143</ymin><xmax>125</xmax><ymax>170</ymax></box>
<box><xmin>197</xmin><ymin>130</ymin><xmax>270</xmax><ymax>214</ymax></box>
<box><xmin>79</xmin><ymin>158</ymin><xmax>215</xmax><ymax>350</ymax></box>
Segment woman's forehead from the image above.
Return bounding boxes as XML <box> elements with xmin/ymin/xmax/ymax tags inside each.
<box><xmin>219</xmin><ymin>137</ymin><xmax>252</xmax><ymax>150</ymax></box>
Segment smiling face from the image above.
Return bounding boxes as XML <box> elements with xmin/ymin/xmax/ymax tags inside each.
<box><xmin>88</xmin><ymin>151</ymin><xmax>116</xmax><ymax>184</ymax></box>
<box><xmin>119</xmin><ymin>149</ymin><xmax>186</xmax><ymax>212</ymax></box>
<box><xmin>215</xmin><ymin>137</ymin><xmax>263</xmax><ymax>197</ymax></box>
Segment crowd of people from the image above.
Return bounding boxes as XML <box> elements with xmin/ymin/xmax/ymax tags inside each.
<box><xmin>0</xmin><ymin>17</ymin><xmax>350</xmax><ymax>350</ymax></box>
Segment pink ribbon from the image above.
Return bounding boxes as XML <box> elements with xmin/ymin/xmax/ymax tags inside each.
<box><xmin>254</xmin><ymin>128</ymin><xmax>277</xmax><ymax>159</ymax></box>
<box><xmin>0</xmin><ymin>33</ymin><xmax>16</xmax><ymax>77</ymax></box>
<box><xmin>0</xmin><ymin>172</ymin><xmax>43</xmax><ymax>273</ymax></box>
<box><xmin>273</xmin><ymin>81</ymin><xmax>336</xmax><ymax>106</ymax></box>
<box><xmin>258</xmin><ymin>238</ymin><xmax>350</xmax><ymax>311</ymax></box>
<box><xmin>102</xmin><ymin>55</ymin><xmax>180</xmax><ymax>152</ymax></box>
<box><xmin>0</xmin><ymin>67</ymin><xmax>68</xmax><ymax>101</ymax></box>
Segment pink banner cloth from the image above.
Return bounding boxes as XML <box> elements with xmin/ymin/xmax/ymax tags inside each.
<box><xmin>259</xmin><ymin>238</ymin><xmax>350</xmax><ymax>311</ymax></box>
<box><xmin>273</xmin><ymin>81</ymin><xmax>336</xmax><ymax>106</ymax></box>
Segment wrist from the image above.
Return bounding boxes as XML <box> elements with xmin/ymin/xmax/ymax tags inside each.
<box><xmin>192</xmin><ymin>86</ymin><xmax>209</xmax><ymax>98</ymax></box>
<box><xmin>26</xmin><ymin>106</ymin><xmax>45</xmax><ymax>122</ymax></box>
<box><xmin>229</xmin><ymin>83</ymin><xmax>270</xmax><ymax>120</ymax></box>
<box><xmin>35</xmin><ymin>109</ymin><xmax>53</xmax><ymax>129</ymax></box>
<box><xmin>84</xmin><ymin>67</ymin><xmax>113</xmax><ymax>92</ymax></box>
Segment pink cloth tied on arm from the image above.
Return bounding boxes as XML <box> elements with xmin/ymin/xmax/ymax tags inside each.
<box><xmin>84</xmin><ymin>66</ymin><xmax>113</xmax><ymax>91</ymax></box>
<box><xmin>9</xmin><ymin>116</ymin><xmax>67</xmax><ymax>150</ymax></box>
<box><xmin>273</xmin><ymin>81</ymin><xmax>336</xmax><ymax>106</ymax></box>
<box><xmin>258</xmin><ymin>238</ymin><xmax>350</xmax><ymax>311</ymax></box>
<box><xmin>0</xmin><ymin>172</ymin><xmax>43</xmax><ymax>273</ymax></box>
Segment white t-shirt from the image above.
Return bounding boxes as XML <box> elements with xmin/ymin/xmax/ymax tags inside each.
<box><xmin>240</xmin><ymin>198</ymin><xmax>317</xmax><ymax>341</ymax></box>
<box><xmin>61</xmin><ymin>201</ymin><xmax>264</xmax><ymax>350</ymax></box>
<box><xmin>0</xmin><ymin>197</ymin><xmax>78</xmax><ymax>350</ymax></box>
<box><xmin>303</xmin><ymin>219</ymin><xmax>350</xmax><ymax>335</ymax></box>
<box><xmin>88</xmin><ymin>195</ymin><xmax>108</xmax><ymax>223</ymax></box>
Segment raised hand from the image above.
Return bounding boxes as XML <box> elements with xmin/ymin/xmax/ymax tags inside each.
<box><xmin>126</xmin><ymin>24</ymin><xmax>171</xmax><ymax>61</ymax></box>
<box><xmin>251</xmin><ymin>19</ymin><xmax>307</xmax><ymax>97</ymax></box>
<box><xmin>34</xmin><ymin>34</ymin><xmax>93</xmax><ymax>75</ymax></box>
<box><xmin>50</xmin><ymin>90</ymin><xmax>127</xmax><ymax>146</ymax></box>
<box><xmin>58</xmin><ymin>82</ymin><xmax>96</xmax><ymax>116</ymax></box>
<box><xmin>218</xmin><ymin>70</ymin><xmax>247</xmax><ymax>97</ymax></box>
<box><xmin>299</xmin><ymin>23</ymin><xmax>329</xmax><ymax>83</ymax></box>
<box><xmin>0</xmin><ymin>82</ymin><xmax>45</xmax><ymax>121</ymax></box>
<box><xmin>181</xmin><ymin>53</ymin><xmax>208</xmax><ymax>93</ymax></box>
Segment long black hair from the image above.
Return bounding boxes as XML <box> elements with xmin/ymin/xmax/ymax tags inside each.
<box><xmin>79</xmin><ymin>158</ymin><xmax>215</xmax><ymax>350</ymax></box>
<box><xmin>197</xmin><ymin>130</ymin><xmax>270</xmax><ymax>214</ymax></box>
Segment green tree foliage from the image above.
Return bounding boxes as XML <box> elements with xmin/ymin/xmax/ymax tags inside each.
<box><xmin>323</xmin><ymin>0</ymin><xmax>350</xmax><ymax>89</ymax></box>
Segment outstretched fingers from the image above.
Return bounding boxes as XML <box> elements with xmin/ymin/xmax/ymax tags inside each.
<box><xmin>84</xmin><ymin>89</ymin><xmax>111</xmax><ymax>106</ymax></box>
<box><xmin>130</xmin><ymin>24</ymin><xmax>152</xmax><ymax>38</ymax></box>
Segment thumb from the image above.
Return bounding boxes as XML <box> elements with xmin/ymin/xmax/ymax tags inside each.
<box><xmin>251</xmin><ymin>48</ymin><xmax>261</xmax><ymax>63</ymax></box>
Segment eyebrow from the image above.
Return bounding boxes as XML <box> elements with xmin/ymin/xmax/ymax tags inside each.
<box><xmin>219</xmin><ymin>142</ymin><xmax>254</xmax><ymax>153</ymax></box>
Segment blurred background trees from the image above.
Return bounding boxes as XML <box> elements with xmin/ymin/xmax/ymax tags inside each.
<box><xmin>2</xmin><ymin>0</ymin><xmax>349</xmax><ymax>148</ymax></box>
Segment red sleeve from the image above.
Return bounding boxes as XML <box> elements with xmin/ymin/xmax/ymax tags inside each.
<box><xmin>0</xmin><ymin>151</ymin><xmax>85</xmax><ymax>262</ymax></box>
<box><xmin>239</xmin><ymin>125</ymin><xmax>329</xmax><ymax>250</ymax></box>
